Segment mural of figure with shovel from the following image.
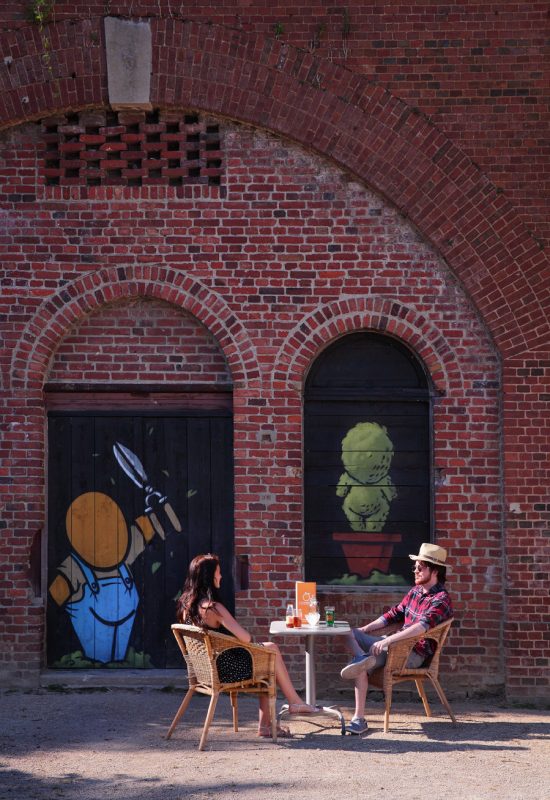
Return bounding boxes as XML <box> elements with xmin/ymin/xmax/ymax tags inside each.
<box><xmin>48</xmin><ymin>444</ymin><xmax>182</xmax><ymax>664</ymax></box>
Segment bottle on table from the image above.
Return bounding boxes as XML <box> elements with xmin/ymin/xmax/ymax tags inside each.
<box><xmin>286</xmin><ymin>603</ymin><xmax>295</xmax><ymax>627</ymax></box>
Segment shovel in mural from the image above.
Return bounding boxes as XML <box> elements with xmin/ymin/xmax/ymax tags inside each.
<box><xmin>113</xmin><ymin>442</ymin><xmax>182</xmax><ymax>538</ymax></box>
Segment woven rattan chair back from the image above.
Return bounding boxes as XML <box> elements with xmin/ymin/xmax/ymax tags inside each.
<box><xmin>369</xmin><ymin>618</ymin><xmax>456</xmax><ymax>732</ymax></box>
<box><xmin>166</xmin><ymin>624</ymin><xmax>277</xmax><ymax>750</ymax></box>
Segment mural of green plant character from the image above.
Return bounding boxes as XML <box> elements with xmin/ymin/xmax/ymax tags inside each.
<box><xmin>336</xmin><ymin>421</ymin><xmax>397</xmax><ymax>532</ymax></box>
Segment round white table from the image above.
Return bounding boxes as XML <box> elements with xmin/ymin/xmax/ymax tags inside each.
<box><xmin>269</xmin><ymin>619</ymin><xmax>351</xmax><ymax>734</ymax></box>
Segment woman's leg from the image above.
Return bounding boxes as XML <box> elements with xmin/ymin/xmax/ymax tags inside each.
<box><xmin>256</xmin><ymin>643</ymin><xmax>301</xmax><ymax>733</ymax></box>
<box><xmin>258</xmin><ymin>694</ymin><xmax>270</xmax><ymax>730</ymax></box>
<box><xmin>260</xmin><ymin>641</ymin><xmax>316</xmax><ymax>709</ymax></box>
<box><xmin>257</xmin><ymin>693</ymin><xmax>292</xmax><ymax>737</ymax></box>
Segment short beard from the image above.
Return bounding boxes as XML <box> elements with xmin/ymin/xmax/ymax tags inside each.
<box><xmin>415</xmin><ymin>570</ymin><xmax>435</xmax><ymax>587</ymax></box>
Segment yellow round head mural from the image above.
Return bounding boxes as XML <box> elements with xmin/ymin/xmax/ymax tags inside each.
<box><xmin>65</xmin><ymin>491</ymin><xmax>128</xmax><ymax>568</ymax></box>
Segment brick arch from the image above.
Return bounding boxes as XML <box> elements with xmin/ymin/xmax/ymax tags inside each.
<box><xmin>9</xmin><ymin>265</ymin><xmax>258</xmax><ymax>390</ymax></box>
<box><xmin>1</xmin><ymin>16</ymin><xmax>547</xmax><ymax>356</ymax></box>
<box><xmin>272</xmin><ymin>296</ymin><xmax>465</xmax><ymax>394</ymax></box>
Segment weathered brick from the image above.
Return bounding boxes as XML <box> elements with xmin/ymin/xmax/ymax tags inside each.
<box><xmin>0</xmin><ymin>4</ymin><xmax>547</xmax><ymax>703</ymax></box>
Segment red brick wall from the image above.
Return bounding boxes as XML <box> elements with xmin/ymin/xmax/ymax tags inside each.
<box><xmin>1</xmin><ymin>2</ymin><xmax>547</xmax><ymax>247</ymax></box>
<box><xmin>47</xmin><ymin>300</ymin><xmax>232</xmax><ymax>385</ymax></box>
<box><xmin>1</xmin><ymin>120</ymin><xmax>504</xmax><ymax>696</ymax></box>
<box><xmin>503</xmin><ymin>354</ymin><xmax>550</xmax><ymax>696</ymax></box>
<box><xmin>0</xmin><ymin>3</ymin><xmax>548</xmax><ymax>702</ymax></box>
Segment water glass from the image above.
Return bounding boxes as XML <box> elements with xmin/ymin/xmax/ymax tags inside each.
<box><xmin>305</xmin><ymin>599</ymin><xmax>320</xmax><ymax>627</ymax></box>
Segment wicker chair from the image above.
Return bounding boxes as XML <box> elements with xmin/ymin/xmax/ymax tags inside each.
<box><xmin>166</xmin><ymin>624</ymin><xmax>277</xmax><ymax>750</ymax></box>
<box><xmin>368</xmin><ymin>618</ymin><xmax>456</xmax><ymax>732</ymax></box>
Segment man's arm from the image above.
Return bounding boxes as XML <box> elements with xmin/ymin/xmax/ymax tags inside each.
<box><xmin>358</xmin><ymin>588</ymin><xmax>413</xmax><ymax>634</ymax></box>
<box><xmin>49</xmin><ymin>555</ymin><xmax>84</xmax><ymax>606</ymax></box>
<box><xmin>357</xmin><ymin>615</ymin><xmax>388</xmax><ymax>634</ymax></box>
<box><xmin>370</xmin><ymin>621</ymin><xmax>427</xmax><ymax>655</ymax></box>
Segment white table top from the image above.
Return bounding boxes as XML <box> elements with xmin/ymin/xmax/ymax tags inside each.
<box><xmin>269</xmin><ymin>620</ymin><xmax>351</xmax><ymax>636</ymax></box>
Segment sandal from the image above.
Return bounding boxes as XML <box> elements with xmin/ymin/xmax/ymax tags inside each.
<box><xmin>287</xmin><ymin>702</ymin><xmax>321</xmax><ymax>715</ymax></box>
<box><xmin>258</xmin><ymin>724</ymin><xmax>293</xmax><ymax>739</ymax></box>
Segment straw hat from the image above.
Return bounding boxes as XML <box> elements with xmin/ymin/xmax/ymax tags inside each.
<box><xmin>409</xmin><ymin>542</ymin><xmax>448</xmax><ymax>568</ymax></box>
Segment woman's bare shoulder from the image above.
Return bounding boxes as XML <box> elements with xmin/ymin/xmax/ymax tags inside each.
<box><xmin>200</xmin><ymin>600</ymin><xmax>225</xmax><ymax>626</ymax></box>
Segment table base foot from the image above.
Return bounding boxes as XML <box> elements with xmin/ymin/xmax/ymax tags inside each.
<box><xmin>278</xmin><ymin>704</ymin><xmax>346</xmax><ymax>735</ymax></box>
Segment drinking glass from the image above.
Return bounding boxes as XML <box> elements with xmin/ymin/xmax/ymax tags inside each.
<box><xmin>324</xmin><ymin>606</ymin><xmax>335</xmax><ymax>626</ymax></box>
<box><xmin>305</xmin><ymin>599</ymin><xmax>321</xmax><ymax>626</ymax></box>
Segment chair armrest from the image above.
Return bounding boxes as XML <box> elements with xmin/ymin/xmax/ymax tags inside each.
<box><xmin>384</xmin><ymin>633</ymin><xmax>424</xmax><ymax>673</ymax></box>
<box><xmin>383</xmin><ymin>619</ymin><xmax>453</xmax><ymax>674</ymax></box>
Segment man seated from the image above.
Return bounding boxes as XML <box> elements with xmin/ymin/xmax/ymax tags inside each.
<box><xmin>340</xmin><ymin>542</ymin><xmax>453</xmax><ymax>734</ymax></box>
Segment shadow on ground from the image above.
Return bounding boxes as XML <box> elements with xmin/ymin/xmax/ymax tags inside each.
<box><xmin>1</xmin><ymin>689</ymin><xmax>549</xmax><ymax>800</ymax></box>
<box><xmin>0</xmin><ymin>768</ymin><xmax>286</xmax><ymax>800</ymax></box>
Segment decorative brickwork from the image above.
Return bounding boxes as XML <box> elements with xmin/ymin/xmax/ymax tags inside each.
<box><xmin>0</xmin><ymin>3</ymin><xmax>548</xmax><ymax>245</ymax></box>
<box><xmin>0</xmin><ymin>17</ymin><xmax>546</xmax><ymax>359</ymax></box>
<box><xmin>47</xmin><ymin>299</ymin><xmax>232</xmax><ymax>385</ymax></box>
<box><xmin>41</xmin><ymin>109</ymin><xmax>223</xmax><ymax>188</ymax></box>
<box><xmin>8</xmin><ymin>266</ymin><xmax>257</xmax><ymax>391</ymax></box>
<box><xmin>271</xmin><ymin>297</ymin><xmax>461</xmax><ymax>394</ymax></box>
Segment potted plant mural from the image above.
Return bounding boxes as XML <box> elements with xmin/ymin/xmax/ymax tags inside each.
<box><xmin>333</xmin><ymin>422</ymin><xmax>402</xmax><ymax>584</ymax></box>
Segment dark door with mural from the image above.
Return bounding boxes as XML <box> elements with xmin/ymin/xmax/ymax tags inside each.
<box><xmin>47</xmin><ymin>411</ymin><xmax>233</xmax><ymax>669</ymax></box>
<box><xmin>304</xmin><ymin>332</ymin><xmax>432</xmax><ymax>587</ymax></box>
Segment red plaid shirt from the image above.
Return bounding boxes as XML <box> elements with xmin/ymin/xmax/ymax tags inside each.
<box><xmin>381</xmin><ymin>582</ymin><xmax>453</xmax><ymax>660</ymax></box>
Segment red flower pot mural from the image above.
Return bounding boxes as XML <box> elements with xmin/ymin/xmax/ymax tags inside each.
<box><xmin>332</xmin><ymin>532</ymin><xmax>402</xmax><ymax>578</ymax></box>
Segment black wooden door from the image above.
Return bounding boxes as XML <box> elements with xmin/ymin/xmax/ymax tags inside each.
<box><xmin>304</xmin><ymin>332</ymin><xmax>432</xmax><ymax>587</ymax></box>
<box><xmin>47</xmin><ymin>412</ymin><xmax>233</xmax><ymax>668</ymax></box>
<box><xmin>305</xmin><ymin>399</ymin><xmax>430</xmax><ymax>585</ymax></box>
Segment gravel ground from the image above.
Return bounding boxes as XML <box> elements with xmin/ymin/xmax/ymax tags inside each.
<box><xmin>1</xmin><ymin>688</ymin><xmax>549</xmax><ymax>800</ymax></box>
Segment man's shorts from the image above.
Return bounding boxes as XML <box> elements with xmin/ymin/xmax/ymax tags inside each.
<box><xmin>352</xmin><ymin>628</ymin><xmax>425</xmax><ymax>671</ymax></box>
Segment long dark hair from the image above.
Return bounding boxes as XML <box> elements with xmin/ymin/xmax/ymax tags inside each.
<box><xmin>176</xmin><ymin>553</ymin><xmax>221</xmax><ymax>625</ymax></box>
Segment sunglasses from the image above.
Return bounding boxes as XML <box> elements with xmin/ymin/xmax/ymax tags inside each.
<box><xmin>412</xmin><ymin>561</ymin><xmax>431</xmax><ymax>572</ymax></box>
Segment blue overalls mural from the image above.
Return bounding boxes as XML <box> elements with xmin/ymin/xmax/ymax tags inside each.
<box><xmin>48</xmin><ymin>444</ymin><xmax>182</xmax><ymax>665</ymax></box>
<box><xmin>65</xmin><ymin>551</ymin><xmax>138</xmax><ymax>664</ymax></box>
<box><xmin>47</xmin><ymin>415</ymin><xmax>235</xmax><ymax>669</ymax></box>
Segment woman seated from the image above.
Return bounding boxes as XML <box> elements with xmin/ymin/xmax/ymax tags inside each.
<box><xmin>176</xmin><ymin>553</ymin><xmax>319</xmax><ymax>738</ymax></box>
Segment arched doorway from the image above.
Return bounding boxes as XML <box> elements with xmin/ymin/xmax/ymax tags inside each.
<box><xmin>45</xmin><ymin>299</ymin><xmax>234</xmax><ymax>669</ymax></box>
<box><xmin>304</xmin><ymin>331</ymin><xmax>432</xmax><ymax>587</ymax></box>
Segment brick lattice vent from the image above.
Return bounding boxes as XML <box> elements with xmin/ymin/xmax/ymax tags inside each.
<box><xmin>41</xmin><ymin>109</ymin><xmax>223</xmax><ymax>188</ymax></box>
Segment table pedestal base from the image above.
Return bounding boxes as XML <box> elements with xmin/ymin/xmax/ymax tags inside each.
<box><xmin>268</xmin><ymin>620</ymin><xmax>352</xmax><ymax>736</ymax></box>
<box><xmin>278</xmin><ymin>704</ymin><xmax>346</xmax><ymax>735</ymax></box>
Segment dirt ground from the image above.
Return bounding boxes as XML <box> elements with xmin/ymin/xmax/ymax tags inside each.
<box><xmin>1</xmin><ymin>687</ymin><xmax>549</xmax><ymax>800</ymax></box>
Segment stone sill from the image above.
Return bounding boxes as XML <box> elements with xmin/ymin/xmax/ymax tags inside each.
<box><xmin>40</xmin><ymin>668</ymin><xmax>186</xmax><ymax>690</ymax></box>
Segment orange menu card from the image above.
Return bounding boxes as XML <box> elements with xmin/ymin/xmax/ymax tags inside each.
<box><xmin>295</xmin><ymin>581</ymin><xmax>316</xmax><ymax>621</ymax></box>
